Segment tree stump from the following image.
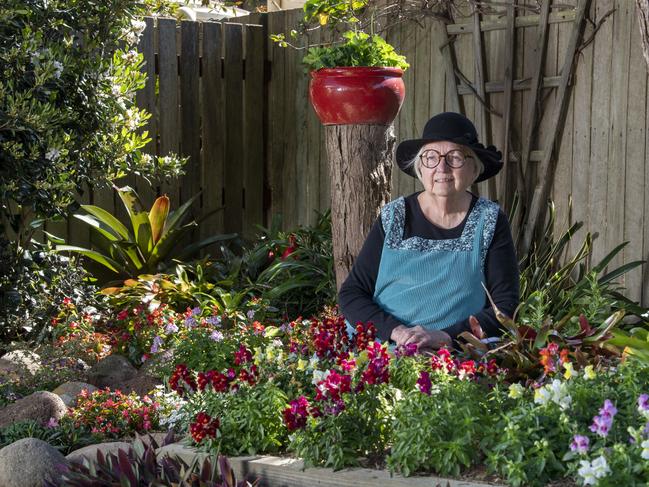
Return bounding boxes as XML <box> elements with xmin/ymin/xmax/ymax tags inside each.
<box><xmin>324</xmin><ymin>124</ymin><xmax>396</xmax><ymax>290</ymax></box>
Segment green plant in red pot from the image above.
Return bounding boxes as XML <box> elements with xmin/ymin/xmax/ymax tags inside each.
<box><xmin>272</xmin><ymin>0</ymin><xmax>409</xmax><ymax>125</ymax></box>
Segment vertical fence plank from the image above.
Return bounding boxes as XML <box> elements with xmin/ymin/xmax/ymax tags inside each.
<box><xmin>158</xmin><ymin>18</ymin><xmax>181</xmax><ymax>209</ymax></box>
<box><xmin>413</xmin><ymin>19</ymin><xmax>432</xmax><ymax>195</ymax></box>
<box><xmin>243</xmin><ymin>24</ymin><xmax>266</xmax><ymax>237</ymax></box>
<box><xmin>606</xmin><ymin>0</ymin><xmax>630</xmax><ymax>274</ymax></box>
<box><xmin>268</xmin><ymin>11</ymin><xmax>287</xmax><ymax>225</ymax></box>
<box><xmin>282</xmin><ymin>9</ymin><xmax>300</xmax><ymax>230</ymax></box>
<box><xmin>396</xmin><ymin>21</ymin><xmax>416</xmax><ymax>198</ymax></box>
<box><xmin>625</xmin><ymin>3</ymin><xmax>647</xmax><ymax>304</ymax></box>
<box><xmin>136</xmin><ymin>17</ymin><xmax>159</xmax><ymax>208</ymax></box>
<box><xmin>305</xmin><ymin>26</ymin><xmax>322</xmax><ymax>225</ymax></box>
<box><xmin>553</xmin><ymin>9</ymin><xmax>573</xmax><ymax>240</ymax></box>
<box><xmin>180</xmin><ymin>20</ymin><xmax>201</xmax><ymax>239</ymax></box>
<box><xmin>223</xmin><ymin>23</ymin><xmax>245</xmax><ymax>234</ymax></box>
<box><xmin>201</xmin><ymin>21</ymin><xmax>225</xmax><ymax>239</ymax></box>
<box><xmin>570</xmin><ymin>3</ymin><xmax>594</xmax><ymax>259</ymax></box>
<box><xmin>588</xmin><ymin>0</ymin><xmax>614</xmax><ymax>265</ymax></box>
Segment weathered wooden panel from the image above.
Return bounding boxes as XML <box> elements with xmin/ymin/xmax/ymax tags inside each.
<box><xmin>588</xmin><ymin>0</ymin><xmax>614</xmax><ymax>266</ymax></box>
<box><xmin>243</xmin><ymin>24</ymin><xmax>266</xmax><ymax>237</ymax></box>
<box><xmin>180</xmin><ymin>20</ymin><xmax>201</xmax><ymax>231</ymax></box>
<box><xmin>158</xmin><ymin>17</ymin><xmax>181</xmax><ymax>210</ymax></box>
<box><xmin>223</xmin><ymin>23</ymin><xmax>245</xmax><ymax>234</ymax></box>
<box><xmin>267</xmin><ymin>11</ymin><xmax>287</xmax><ymax>223</ymax></box>
<box><xmin>201</xmin><ymin>21</ymin><xmax>225</xmax><ymax>238</ymax></box>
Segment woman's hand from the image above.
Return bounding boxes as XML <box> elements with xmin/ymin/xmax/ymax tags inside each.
<box><xmin>390</xmin><ymin>325</ymin><xmax>452</xmax><ymax>350</ymax></box>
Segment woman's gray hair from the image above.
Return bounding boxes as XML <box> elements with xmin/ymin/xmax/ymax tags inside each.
<box><xmin>403</xmin><ymin>145</ymin><xmax>484</xmax><ymax>185</ymax></box>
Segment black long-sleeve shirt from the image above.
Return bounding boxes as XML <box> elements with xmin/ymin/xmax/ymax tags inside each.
<box><xmin>338</xmin><ymin>192</ymin><xmax>519</xmax><ymax>343</ymax></box>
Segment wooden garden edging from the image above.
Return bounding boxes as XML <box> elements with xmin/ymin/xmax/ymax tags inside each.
<box><xmin>155</xmin><ymin>443</ymin><xmax>506</xmax><ymax>487</ymax></box>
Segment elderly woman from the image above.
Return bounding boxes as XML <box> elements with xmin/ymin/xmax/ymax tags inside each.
<box><xmin>339</xmin><ymin>112</ymin><xmax>519</xmax><ymax>352</ymax></box>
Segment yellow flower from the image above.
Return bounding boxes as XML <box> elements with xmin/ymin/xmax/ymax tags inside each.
<box><xmin>584</xmin><ymin>365</ymin><xmax>596</xmax><ymax>380</ymax></box>
<box><xmin>296</xmin><ymin>358</ymin><xmax>307</xmax><ymax>371</ymax></box>
<box><xmin>508</xmin><ymin>383</ymin><xmax>525</xmax><ymax>399</ymax></box>
<box><xmin>563</xmin><ymin>361</ymin><xmax>575</xmax><ymax>380</ymax></box>
<box><xmin>253</xmin><ymin>347</ymin><xmax>263</xmax><ymax>365</ymax></box>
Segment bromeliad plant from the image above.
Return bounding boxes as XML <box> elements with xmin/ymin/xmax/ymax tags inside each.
<box><xmin>54</xmin><ymin>186</ymin><xmax>235</xmax><ymax>283</ymax></box>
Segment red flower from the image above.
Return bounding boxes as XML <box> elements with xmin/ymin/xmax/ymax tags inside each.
<box><xmin>190</xmin><ymin>412</ymin><xmax>220</xmax><ymax>443</ymax></box>
<box><xmin>417</xmin><ymin>371</ymin><xmax>432</xmax><ymax>395</ymax></box>
<box><xmin>169</xmin><ymin>364</ymin><xmax>197</xmax><ymax>397</ymax></box>
<box><xmin>280</xmin><ymin>234</ymin><xmax>298</xmax><ymax>260</ymax></box>
<box><xmin>283</xmin><ymin>396</ymin><xmax>311</xmax><ymax>431</ymax></box>
<box><xmin>234</xmin><ymin>345</ymin><xmax>253</xmax><ymax>366</ymax></box>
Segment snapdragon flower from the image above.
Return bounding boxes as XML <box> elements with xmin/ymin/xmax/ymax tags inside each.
<box><xmin>641</xmin><ymin>439</ymin><xmax>649</xmax><ymax>460</ymax></box>
<box><xmin>210</xmin><ymin>330</ymin><xmax>224</xmax><ymax>342</ymax></box>
<box><xmin>589</xmin><ymin>399</ymin><xmax>617</xmax><ymax>438</ymax></box>
<box><xmin>570</xmin><ymin>434</ymin><xmax>590</xmax><ymax>454</ymax></box>
<box><xmin>150</xmin><ymin>335</ymin><xmax>163</xmax><ymax>353</ymax></box>
<box><xmin>508</xmin><ymin>383</ymin><xmax>525</xmax><ymax>399</ymax></box>
<box><xmin>165</xmin><ymin>322</ymin><xmax>179</xmax><ymax>334</ymax></box>
<box><xmin>534</xmin><ymin>379</ymin><xmax>572</xmax><ymax>410</ymax></box>
<box><xmin>638</xmin><ymin>394</ymin><xmax>649</xmax><ymax>419</ymax></box>
<box><xmin>417</xmin><ymin>371</ymin><xmax>432</xmax><ymax>395</ymax></box>
<box><xmin>577</xmin><ymin>456</ymin><xmax>610</xmax><ymax>485</ymax></box>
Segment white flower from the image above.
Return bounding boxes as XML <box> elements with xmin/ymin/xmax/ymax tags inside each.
<box><xmin>641</xmin><ymin>439</ymin><xmax>649</xmax><ymax>460</ymax></box>
<box><xmin>131</xmin><ymin>19</ymin><xmax>147</xmax><ymax>35</ymax></box>
<box><xmin>124</xmin><ymin>108</ymin><xmax>143</xmax><ymax>130</ymax></box>
<box><xmin>51</xmin><ymin>60</ymin><xmax>63</xmax><ymax>79</ymax></box>
<box><xmin>534</xmin><ymin>379</ymin><xmax>572</xmax><ymax>410</ymax></box>
<box><xmin>120</xmin><ymin>50</ymin><xmax>139</xmax><ymax>64</ymax></box>
<box><xmin>140</xmin><ymin>153</ymin><xmax>152</xmax><ymax>165</ymax></box>
<box><xmin>308</xmin><ymin>355</ymin><xmax>319</xmax><ymax>369</ymax></box>
<box><xmin>312</xmin><ymin>369</ymin><xmax>329</xmax><ymax>386</ymax></box>
<box><xmin>45</xmin><ymin>148</ymin><xmax>61</xmax><ymax>161</ymax></box>
<box><xmin>508</xmin><ymin>383</ymin><xmax>525</xmax><ymax>399</ymax></box>
<box><xmin>578</xmin><ymin>456</ymin><xmax>610</xmax><ymax>485</ymax></box>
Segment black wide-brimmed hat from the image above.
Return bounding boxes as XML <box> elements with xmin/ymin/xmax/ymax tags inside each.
<box><xmin>395</xmin><ymin>112</ymin><xmax>503</xmax><ymax>183</ymax></box>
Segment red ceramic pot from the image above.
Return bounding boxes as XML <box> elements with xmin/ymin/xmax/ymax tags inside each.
<box><xmin>309</xmin><ymin>67</ymin><xmax>405</xmax><ymax>125</ymax></box>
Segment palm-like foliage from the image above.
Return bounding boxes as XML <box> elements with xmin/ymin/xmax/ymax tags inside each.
<box><xmin>54</xmin><ymin>186</ymin><xmax>234</xmax><ymax>281</ymax></box>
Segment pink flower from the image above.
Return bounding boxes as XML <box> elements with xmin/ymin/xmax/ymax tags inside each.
<box><xmin>417</xmin><ymin>371</ymin><xmax>432</xmax><ymax>395</ymax></box>
<box><xmin>570</xmin><ymin>435</ymin><xmax>590</xmax><ymax>454</ymax></box>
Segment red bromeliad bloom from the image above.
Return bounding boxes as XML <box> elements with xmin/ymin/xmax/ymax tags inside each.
<box><xmin>280</xmin><ymin>234</ymin><xmax>298</xmax><ymax>260</ymax></box>
<box><xmin>169</xmin><ymin>364</ymin><xmax>197</xmax><ymax>397</ymax></box>
<box><xmin>190</xmin><ymin>412</ymin><xmax>220</xmax><ymax>443</ymax></box>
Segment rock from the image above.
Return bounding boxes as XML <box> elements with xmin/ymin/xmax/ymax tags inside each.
<box><xmin>120</xmin><ymin>373</ymin><xmax>162</xmax><ymax>397</ymax></box>
<box><xmin>0</xmin><ymin>350</ymin><xmax>42</xmax><ymax>382</ymax></box>
<box><xmin>66</xmin><ymin>441</ymin><xmax>132</xmax><ymax>463</ymax></box>
<box><xmin>139</xmin><ymin>349</ymin><xmax>174</xmax><ymax>379</ymax></box>
<box><xmin>87</xmin><ymin>354</ymin><xmax>137</xmax><ymax>389</ymax></box>
<box><xmin>51</xmin><ymin>381</ymin><xmax>97</xmax><ymax>407</ymax></box>
<box><xmin>0</xmin><ymin>438</ymin><xmax>68</xmax><ymax>487</ymax></box>
<box><xmin>0</xmin><ymin>391</ymin><xmax>67</xmax><ymax>429</ymax></box>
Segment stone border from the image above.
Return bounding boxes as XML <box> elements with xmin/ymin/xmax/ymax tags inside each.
<box><xmin>156</xmin><ymin>444</ymin><xmax>505</xmax><ymax>487</ymax></box>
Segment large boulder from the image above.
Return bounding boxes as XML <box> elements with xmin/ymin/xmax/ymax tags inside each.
<box><xmin>120</xmin><ymin>373</ymin><xmax>162</xmax><ymax>397</ymax></box>
<box><xmin>51</xmin><ymin>381</ymin><xmax>97</xmax><ymax>407</ymax></box>
<box><xmin>66</xmin><ymin>441</ymin><xmax>131</xmax><ymax>464</ymax></box>
<box><xmin>0</xmin><ymin>350</ymin><xmax>41</xmax><ymax>382</ymax></box>
<box><xmin>0</xmin><ymin>391</ymin><xmax>67</xmax><ymax>428</ymax></box>
<box><xmin>0</xmin><ymin>438</ymin><xmax>68</xmax><ymax>487</ymax></box>
<box><xmin>87</xmin><ymin>354</ymin><xmax>137</xmax><ymax>389</ymax></box>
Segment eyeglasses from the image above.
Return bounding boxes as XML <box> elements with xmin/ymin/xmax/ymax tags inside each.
<box><xmin>419</xmin><ymin>149</ymin><xmax>472</xmax><ymax>169</ymax></box>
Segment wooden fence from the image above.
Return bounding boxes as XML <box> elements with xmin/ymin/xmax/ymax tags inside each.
<box><xmin>60</xmin><ymin>0</ymin><xmax>649</xmax><ymax>307</ymax></box>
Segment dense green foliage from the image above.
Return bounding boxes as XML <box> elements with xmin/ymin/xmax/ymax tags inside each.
<box><xmin>0</xmin><ymin>0</ymin><xmax>184</xmax><ymax>245</ymax></box>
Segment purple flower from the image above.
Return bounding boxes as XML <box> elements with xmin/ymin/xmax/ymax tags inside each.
<box><xmin>638</xmin><ymin>394</ymin><xmax>649</xmax><ymax>417</ymax></box>
<box><xmin>165</xmin><ymin>322</ymin><xmax>179</xmax><ymax>334</ymax></box>
<box><xmin>45</xmin><ymin>417</ymin><xmax>59</xmax><ymax>429</ymax></box>
<box><xmin>570</xmin><ymin>435</ymin><xmax>590</xmax><ymax>454</ymax></box>
<box><xmin>246</xmin><ymin>310</ymin><xmax>255</xmax><ymax>320</ymax></box>
<box><xmin>210</xmin><ymin>330</ymin><xmax>224</xmax><ymax>342</ymax></box>
<box><xmin>191</xmin><ymin>307</ymin><xmax>201</xmax><ymax>316</ymax></box>
<box><xmin>205</xmin><ymin>315</ymin><xmax>222</xmax><ymax>327</ymax></box>
<box><xmin>150</xmin><ymin>335</ymin><xmax>164</xmax><ymax>354</ymax></box>
<box><xmin>589</xmin><ymin>399</ymin><xmax>617</xmax><ymax>438</ymax></box>
<box><xmin>184</xmin><ymin>316</ymin><xmax>197</xmax><ymax>329</ymax></box>
<box><xmin>417</xmin><ymin>371</ymin><xmax>432</xmax><ymax>395</ymax></box>
<box><xmin>395</xmin><ymin>343</ymin><xmax>418</xmax><ymax>358</ymax></box>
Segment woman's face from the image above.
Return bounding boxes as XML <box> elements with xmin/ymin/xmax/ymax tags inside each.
<box><xmin>417</xmin><ymin>141</ymin><xmax>479</xmax><ymax>198</ymax></box>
